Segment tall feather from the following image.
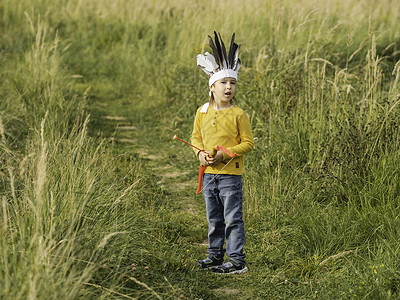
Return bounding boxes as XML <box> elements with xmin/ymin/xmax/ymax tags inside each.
<box><xmin>234</xmin><ymin>58</ymin><xmax>241</xmax><ymax>72</ymax></box>
<box><xmin>228</xmin><ymin>33</ymin><xmax>237</xmax><ymax>68</ymax></box>
<box><xmin>233</xmin><ymin>45</ymin><xmax>241</xmax><ymax>71</ymax></box>
<box><xmin>230</xmin><ymin>44</ymin><xmax>238</xmax><ymax>67</ymax></box>
<box><xmin>213</xmin><ymin>31</ymin><xmax>226</xmax><ymax>69</ymax></box>
<box><xmin>197</xmin><ymin>52</ymin><xmax>219</xmax><ymax>75</ymax></box>
<box><xmin>207</xmin><ymin>35</ymin><xmax>222</xmax><ymax>70</ymax></box>
<box><xmin>218</xmin><ymin>32</ymin><xmax>228</xmax><ymax>69</ymax></box>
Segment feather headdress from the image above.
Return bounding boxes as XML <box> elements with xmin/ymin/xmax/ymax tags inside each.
<box><xmin>197</xmin><ymin>31</ymin><xmax>241</xmax><ymax>87</ymax></box>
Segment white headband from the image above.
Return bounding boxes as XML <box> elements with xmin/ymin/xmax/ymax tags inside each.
<box><xmin>208</xmin><ymin>69</ymin><xmax>238</xmax><ymax>87</ymax></box>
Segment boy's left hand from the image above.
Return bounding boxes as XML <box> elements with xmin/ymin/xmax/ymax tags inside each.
<box><xmin>207</xmin><ymin>150</ymin><xmax>223</xmax><ymax>166</ymax></box>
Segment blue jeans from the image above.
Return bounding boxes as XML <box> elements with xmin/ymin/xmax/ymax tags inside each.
<box><xmin>202</xmin><ymin>173</ymin><xmax>246</xmax><ymax>264</ymax></box>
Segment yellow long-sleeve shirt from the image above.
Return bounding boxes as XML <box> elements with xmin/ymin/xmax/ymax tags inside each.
<box><xmin>191</xmin><ymin>102</ymin><xmax>254</xmax><ymax>175</ymax></box>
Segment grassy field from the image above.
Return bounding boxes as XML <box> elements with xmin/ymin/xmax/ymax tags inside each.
<box><xmin>2</xmin><ymin>0</ymin><xmax>400</xmax><ymax>298</ymax></box>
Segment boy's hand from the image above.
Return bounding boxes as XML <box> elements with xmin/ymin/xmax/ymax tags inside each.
<box><xmin>205</xmin><ymin>150</ymin><xmax>223</xmax><ymax>166</ymax></box>
<box><xmin>198</xmin><ymin>151</ymin><xmax>210</xmax><ymax>167</ymax></box>
<box><xmin>198</xmin><ymin>149</ymin><xmax>223</xmax><ymax>166</ymax></box>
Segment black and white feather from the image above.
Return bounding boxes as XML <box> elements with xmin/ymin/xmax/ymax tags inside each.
<box><xmin>196</xmin><ymin>52</ymin><xmax>219</xmax><ymax>76</ymax></box>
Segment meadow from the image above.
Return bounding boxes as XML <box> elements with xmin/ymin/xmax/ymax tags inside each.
<box><xmin>1</xmin><ymin>0</ymin><xmax>400</xmax><ymax>298</ymax></box>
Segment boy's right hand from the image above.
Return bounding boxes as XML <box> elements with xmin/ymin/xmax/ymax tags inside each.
<box><xmin>198</xmin><ymin>151</ymin><xmax>211</xmax><ymax>167</ymax></box>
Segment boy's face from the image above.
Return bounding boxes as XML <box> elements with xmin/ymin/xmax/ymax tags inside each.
<box><xmin>211</xmin><ymin>77</ymin><xmax>237</xmax><ymax>103</ymax></box>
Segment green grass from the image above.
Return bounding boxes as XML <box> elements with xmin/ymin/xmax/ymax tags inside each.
<box><xmin>2</xmin><ymin>0</ymin><xmax>400</xmax><ymax>298</ymax></box>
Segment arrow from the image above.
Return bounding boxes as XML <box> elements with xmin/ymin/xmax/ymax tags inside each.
<box><xmin>173</xmin><ymin>135</ymin><xmax>208</xmax><ymax>155</ymax></box>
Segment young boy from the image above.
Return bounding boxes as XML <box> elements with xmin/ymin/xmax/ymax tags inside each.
<box><xmin>192</xmin><ymin>32</ymin><xmax>253</xmax><ymax>274</ymax></box>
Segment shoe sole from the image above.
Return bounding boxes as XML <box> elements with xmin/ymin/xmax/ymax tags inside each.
<box><xmin>201</xmin><ymin>265</ymin><xmax>220</xmax><ymax>270</ymax></box>
<box><xmin>214</xmin><ymin>266</ymin><xmax>248</xmax><ymax>275</ymax></box>
<box><xmin>198</xmin><ymin>263</ymin><xmax>223</xmax><ymax>270</ymax></box>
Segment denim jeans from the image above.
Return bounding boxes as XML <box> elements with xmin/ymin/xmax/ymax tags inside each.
<box><xmin>202</xmin><ymin>173</ymin><xmax>246</xmax><ymax>264</ymax></box>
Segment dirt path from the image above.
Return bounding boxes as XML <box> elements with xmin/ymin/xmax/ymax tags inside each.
<box><xmin>106</xmin><ymin>120</ymin><xmax>195</xmax><ymax>190</ymax></box>
<box><xmin>91</xmin><ymin>95</ymin><xmax>207</xmax><ymax>226</ymax></box>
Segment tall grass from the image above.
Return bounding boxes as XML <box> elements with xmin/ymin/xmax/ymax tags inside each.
<box><xmin>0</xmin><ymin>7</ymin><xmax>160</xmax><ymax>299</ymax></box>
<box><xmin>2</xmin><ymin>0</ymin><xmax>400</xmax><ymax>298</ymax></box>
<box><xmin>237</xmin><ymin>2</ymin><xmax>400</xmax><ymax>297</ymax></box>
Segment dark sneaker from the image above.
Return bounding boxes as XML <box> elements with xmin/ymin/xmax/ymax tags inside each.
<box><xmin>211</xmin><ymin>259</ymin><xmax>248</xmax><ymax>274</ymax></box>
<box><xmin>197</xmin><ymin>256</ymin><xmax>224</xmax><ymax>270</ymax></box>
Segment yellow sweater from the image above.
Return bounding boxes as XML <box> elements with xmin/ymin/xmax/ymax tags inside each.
<box><xmin>191</xmin><ymin>103</ymin><xmax>254</xmax><ymax>175</ymax></box>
